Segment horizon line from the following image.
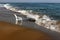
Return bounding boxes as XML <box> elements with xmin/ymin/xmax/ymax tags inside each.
<box><xmin>0</xmin><ymin>2</ymin><xmax>60</xmax><ymax>3</ymax></box>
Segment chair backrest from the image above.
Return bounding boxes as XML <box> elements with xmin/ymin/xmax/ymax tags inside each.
<box><xmin>13</xmin><ymin>14</ymin><xmax>23</xmax><ymax>24</ymax></box>
<box><xmin>13</xmin><ymin>14</ymin><xmax>22</xmax><ymax>20</ymax></box>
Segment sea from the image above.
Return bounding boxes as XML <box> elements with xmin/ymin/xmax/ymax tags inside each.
<box><xmin>0</xmin><ymin>3</ymin><xmax>60</xmax><ymax>20</ymax></box>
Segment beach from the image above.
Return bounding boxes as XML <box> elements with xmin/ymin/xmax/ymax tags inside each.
<box><xmin>0</xmin><ymin>7</ymin><xmax>53</xmax><ymax>40</ymax></box>
<box><xmin>0</xmin><ymin>7</ymin><xmax>60</xmax><ymax>40</ymax></box>
<box><xmin>0</xmin><ymin>21</ymin><xmax>53</xmax><ymax>40</ymax></box>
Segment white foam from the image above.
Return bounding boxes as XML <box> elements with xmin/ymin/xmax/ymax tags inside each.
<box><xmin>4</xmin><ymin>4</ymin><xmax>40</xmax><ymax>21</ymax></box>
<box><xmin>4</xmin><ymin>4</ymin><xmax>60</xmax><ymax>32</ymax></box>
<box><xmin>4</xmin><ymin>4</ymin><xmax>33</xmax><ymax>15</ymax></box>
<box><xmin>27</xmin><ymin>14</ymin><xmax>40</xmax><ymax>20</ymax></box>
<box><xmin>4</xmin><ymin>4</ymin><xmax>16</xmax><ymax>11</ymax></box>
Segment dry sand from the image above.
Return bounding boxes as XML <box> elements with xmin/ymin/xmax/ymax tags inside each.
<box><xmin>0</xmin><ymin>21</ymin><xmax>53</xmax><ymax>40</ymax></box>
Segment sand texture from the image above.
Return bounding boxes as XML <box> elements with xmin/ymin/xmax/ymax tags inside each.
<box><xmin>0</xmin><ymin>21</ymin><xmax>53</xmax><ymax>40</ymax></box>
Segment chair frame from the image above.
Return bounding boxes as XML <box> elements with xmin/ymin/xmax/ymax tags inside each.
<box><xmin>13</xmin><ymin>14</ymin><xmax>23</xmax><ymax>25</ymax></box>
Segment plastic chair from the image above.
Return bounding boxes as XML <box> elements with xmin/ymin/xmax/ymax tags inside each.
<box><xmin>13</xmin><ymin>14</ymin><xmax>23</xmax><ymax>25</ymax></box>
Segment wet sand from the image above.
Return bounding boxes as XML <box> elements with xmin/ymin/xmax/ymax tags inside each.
<box><xmin>0</xmin><ymin>21</ymin><xmax>52</xmax><ymax>40</ymax></box>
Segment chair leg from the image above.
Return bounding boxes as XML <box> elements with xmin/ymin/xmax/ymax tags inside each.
<box><xmin>13</xmin><ymin>14</ymin><xmax>23</xmax><ymax>25</ymax></box>
<box><xmin>13</xmin><ymin>14</ymin><xmax>18</xmax><ymax>24</ymax></box>
<box><xmin>20</xmin><ymin>20</ymin><xmax>23</xmax><ymax>25</ymax></box>
<box><xmin>15</xmin><ymin>20</ymin><xmax>18</xmax><ymax>24</ymax></box>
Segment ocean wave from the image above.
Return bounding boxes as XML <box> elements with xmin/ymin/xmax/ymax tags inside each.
<box><xmin>2</xmin><ymin>3</ymin><xmax>60</xmax><ymax>33</ymax></box>
<box><xmin>4</xmin><ymin>4</ymin><xmax>16</xmax><ymax>11</ymax></box>
<box><xmin>4</xmin><ymin>4</ymin><xmax>39</xmax><ymax>20</ymax></box>
<box><xmin>3</xmin><ymin>4</ymin><xmax>55</xmax><ymax>21</ymax></box>
<box><xmin>4</xmin><ymin>4</ymin><xmax>33</xmax><ymax>15</ymax></box>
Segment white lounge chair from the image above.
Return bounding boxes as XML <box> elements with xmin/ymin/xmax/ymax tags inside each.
<box><xmin>13</xmin><ymin>14</ymin><xmax>23</xmax><ymax>25</ymax></box>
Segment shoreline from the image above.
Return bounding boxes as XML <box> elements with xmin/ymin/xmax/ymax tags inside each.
<box><xmin>0</xmin><ymin>7</ymin><xmax>60</xmax><ymax>40</ymax></box>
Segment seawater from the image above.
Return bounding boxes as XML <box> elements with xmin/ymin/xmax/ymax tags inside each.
<box><xmin>0</xmin><ymin>3</ymin><xmax>60</xmax><ymax>20</ymax></box>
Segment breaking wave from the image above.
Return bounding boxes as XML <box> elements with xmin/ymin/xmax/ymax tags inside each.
<box><xmin>4</xmin><ymin>4</ymin><xmax>32</xmax><ymax>14</ymax></box>
<box><xmin>0</xmin><ymin>3</ymin><xmax>60</xmax><ymax>33</ymax></box>
<box><xmin>3</xmin><ymin>4</ymin><xmax>55</xmax><ymax>21</ymax></box>
<box><xmin>4</xmin><ymin>4</ymin><xmax>39</xmax><ymax>20</ymax></box>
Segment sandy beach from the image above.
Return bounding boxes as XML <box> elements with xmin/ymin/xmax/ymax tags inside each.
<box><xmin>0</xmin><ymin>21</ymin><xmax>52</xmax><ymax>40</ymax></box>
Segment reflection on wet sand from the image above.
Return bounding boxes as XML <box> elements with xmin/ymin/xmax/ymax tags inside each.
<box><xmin>0</xmin><ymin>21</ymin><xmax>52</xmax><ymax>40</ymax></box>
